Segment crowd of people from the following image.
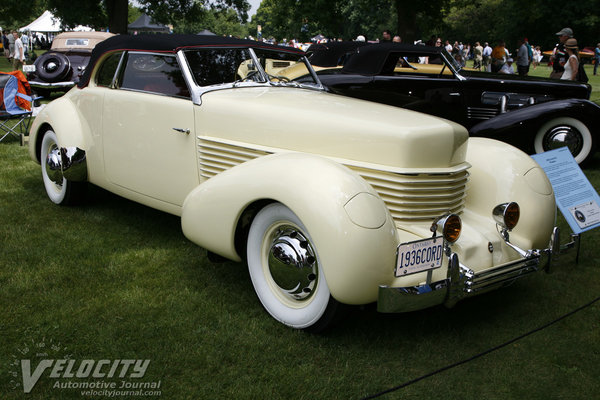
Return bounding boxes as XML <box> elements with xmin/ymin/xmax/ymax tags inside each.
<box><xmin>376</xmin><ymin>27</ymin><xmax>591</xmax><ymax>81</ymax></box>
<box><xmin>313</xmin><ymin>26</ymin><xmax>596</xmax><ymax>82</ymax></box>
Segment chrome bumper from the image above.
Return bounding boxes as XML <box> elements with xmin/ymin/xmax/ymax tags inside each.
<box><xmin>378</xmin><ymin>227</ymin><xmax>579</xmax><ymax>313</ymax></box>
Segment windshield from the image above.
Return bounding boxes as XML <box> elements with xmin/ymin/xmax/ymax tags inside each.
<box><xmin>440</xmin><ymin>48</ymin><xmax>462</xmax><ymax>73</ymax></box>
<box><xmin>184</xmin><ymin>47</ymin><xmax>321</xmax><ymax>89</ymax></box>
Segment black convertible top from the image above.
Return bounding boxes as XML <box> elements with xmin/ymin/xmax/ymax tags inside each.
<box><xmin>78</xmin><ymin>34</ymin><xmax>304</xmax><ymax>88</ymax></box>
<box><xmin>342</xmin><ymin>43</ymin><xmax>444</xmax><ymax>75</ymax></box>
<box><xmin>306</xmin><ymin>41</ymin><xmax>368</xmax><ymax>67</ymax></box>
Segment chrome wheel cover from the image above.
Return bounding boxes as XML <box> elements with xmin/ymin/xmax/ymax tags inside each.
<box><xmin>266</xmin><ymin>225</ymin><xmax>318</xmax><ymax>303</ymax></box>
<box><xmin>45</xmin><ymin>146</ymin><xmax>63</xmax><ymax>185</ymax></box>
<box><xmin>543</xmin><ymin>125</ymin><xmax>583</xmax><ymax>155</ymax></box>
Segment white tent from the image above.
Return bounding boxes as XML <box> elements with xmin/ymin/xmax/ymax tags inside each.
<box><xmin>19</xmin><ymin>10</ymin><xmax>62</xmax><ymax>33</ymax></box>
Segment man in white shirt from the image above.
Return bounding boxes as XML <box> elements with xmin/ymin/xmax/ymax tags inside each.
<box><xmin>12</xmin><ymin>31</ymin><xmax>25</xmax><ymax>71</ymax></box>
<box><xmin>482</xmin><ymin>42</ymin><xmax>492</xmax><ymax>71</ymax></box>
<box><xmin>499</xmin><ymin>58</ymin><xmax>515</xmax><ymax>74</ymax></box>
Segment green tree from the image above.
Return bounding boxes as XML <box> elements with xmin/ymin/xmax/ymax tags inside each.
<box><xmin>48</xmin><ymin>0</ymin><xmax>128</xmax><ymax>33</ymax></box>
<box><xmin>443</xmin><ymin>0</ymin><xmax>600</xmax><ymax>50</ymax></box>
<box><xmin>252</xmin><ymin>0</ymin><xmax>448</xmax><ymax>43</ymax></box>
<box><xmin>1</xmin><ymin>0</ymin><xmax>48</xmax><ymax>31</ymax></box>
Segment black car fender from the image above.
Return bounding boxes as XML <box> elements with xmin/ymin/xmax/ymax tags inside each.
<box><xmin>468</xmin><ymin>98</ymin><xmax>600</xmax><ymax>153</ymax></box>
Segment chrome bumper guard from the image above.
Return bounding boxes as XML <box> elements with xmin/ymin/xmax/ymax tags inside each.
<box><xmin>378</xmin><ymin>227</ymin><xmax>579</xmax><ymax>313</ymax></box>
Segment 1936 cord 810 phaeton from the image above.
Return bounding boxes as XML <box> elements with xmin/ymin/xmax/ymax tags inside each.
<box><xmin>29</xmin><ymin>34</ymin><xmax>566</xmax><ymax>331</ymax></box>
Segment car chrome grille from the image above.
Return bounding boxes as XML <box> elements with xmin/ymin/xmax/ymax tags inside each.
<box><xmin>467</xmin><ymin>107</ymin><xmax>498</xmax><ymax>120</ymax></box>
<box><xmin>347</xmin><ymin>166</ymin><xmax>470</xmax><ymax>223</ymax></box>
<box><xmin>198</xmin><ymin>138</ymin><xmax>470</xmax><ymax>223</ymax></box>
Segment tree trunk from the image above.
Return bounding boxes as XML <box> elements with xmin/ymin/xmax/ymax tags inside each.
<box><xmin>394</xmin><ymin>0</ymin><xmax>418</xmax><ymax>44</ymax></box>
<box><xmin>106</xmin><ymin>0</ymin><xmax>129</xmax><ymax>34</ymax></box>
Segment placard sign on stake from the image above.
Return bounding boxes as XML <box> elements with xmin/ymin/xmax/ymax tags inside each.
<box><xmin>531</xmin><ymin>147</ymin><xmax>600</xmax><ymax>234</ymax></box>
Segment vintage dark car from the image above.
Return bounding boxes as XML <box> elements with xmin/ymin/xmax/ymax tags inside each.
<box><xmin>298</xmin><ymin>42</ymin><xmax>599</xmax><ymax>165</ymax></box>
<box><xmin>24</xmin><ymin>31</ymin><xmax>114</xmax><ymax>96</ymax></box>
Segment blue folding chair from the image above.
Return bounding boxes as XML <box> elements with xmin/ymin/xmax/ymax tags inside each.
<box><xmin>0</xmin><ymin>72</ymin><xmax>36</xmax><ymax>144</ymax></box>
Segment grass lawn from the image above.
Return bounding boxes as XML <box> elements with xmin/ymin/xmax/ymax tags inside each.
<box><xmin>1</xmin><ymin>53</ymin><xmax>599</xmax><ymax>399</ymax></box>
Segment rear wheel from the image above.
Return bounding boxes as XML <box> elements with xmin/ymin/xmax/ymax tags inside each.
<box><xmin>40</xmin><ymin>130</ymin><xmax>86</xmax><ymax>205</ymax></box>
<box><xmin>247</xmin><ymin>203</ymin><xmax>343</xmax><ymax>332</ymax></box>
<box><xmin>534</xmin><ymin>117</ymin><xmax>594</xmax><ymax>164</ymax></box>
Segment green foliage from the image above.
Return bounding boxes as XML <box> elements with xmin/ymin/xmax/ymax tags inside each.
<box><xmin>443</xmin><ymin>0</ymin><xmax>600</xmax><ymax>49</ymax></box>
<box><xmin>0</xmin><ymin>0</ymin><xmax>49</xmax><ymax>31</ymax></box>
<box><xmin>253</xmin><ymin>0</ymin><xmax>447</xmax><ymax>43</ymax></box>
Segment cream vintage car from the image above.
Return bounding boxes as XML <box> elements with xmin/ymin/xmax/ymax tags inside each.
<box><xmin>29</xmin><ymin>34</ymin><xmax>565</xmax><ymax>331</ymax></box>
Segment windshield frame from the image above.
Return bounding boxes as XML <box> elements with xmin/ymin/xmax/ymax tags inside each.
<box><xmin>179</xmin><ymin>47</ymin><xmax>324</xmax><ymax>105</ymax></box>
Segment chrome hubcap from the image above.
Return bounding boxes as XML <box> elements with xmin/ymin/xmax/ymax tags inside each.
<box><xmin>46</xmin><ymin>61</ymin><xmax>58</xmax><ymax>72</ymax></box>
<box><xmin>267</xmin><ymin>225</ymin><xmax>318</xmax><ymax>302</ymax></box>
<box><xmin>544</xmin><ymin>125</ymin><xmax>583</xmax><ymax>155</ymax></box>
<box><xmin>45</xmin><ymin>146</ymin><xmax>63</xmax><ymax>185</ymax></box>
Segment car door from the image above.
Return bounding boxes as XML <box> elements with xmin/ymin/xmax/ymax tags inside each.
<box><xmin>102</xmin><ymin>52</ymin><xmax>199</xmax><ymax>207</ymax></box>
<box><xmin>369</xmin><ymin>55</ymin><xmax>466</xmax><ymax>124</ymax></box>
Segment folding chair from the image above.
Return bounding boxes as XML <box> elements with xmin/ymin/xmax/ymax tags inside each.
<box><xmin>0</xmin><ymin>71</ymin><xmax>36</xmax><ymax>144</ymax></box>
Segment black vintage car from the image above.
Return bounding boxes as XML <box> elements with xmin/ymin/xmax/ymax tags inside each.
<box><xmin>301</xmin><ymin>42</ymin><xmax>599</xmax><ymax>165</ymax></box>
<box><xmin>24</xmin><ymin>31</ymin><xmax>114</xmax><ymax>97</ymax></box>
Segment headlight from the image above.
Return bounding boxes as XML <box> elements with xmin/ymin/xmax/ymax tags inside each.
<box><xmin>493</xmin><ymin>202</ymin><xmax>520</xmax><ymax>230</ymax></box>
<box><xmin>432</xmin><ymin>213</ymin><xmax>462</xmax><ymax>243</ymax></box>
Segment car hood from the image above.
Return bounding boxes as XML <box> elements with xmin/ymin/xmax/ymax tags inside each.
<box><xmin>197</xmin><ymin>87</ymin><xmax>468</xmax><ymax>169</ymax></box>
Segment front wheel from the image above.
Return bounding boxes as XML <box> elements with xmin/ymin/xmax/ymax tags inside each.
<box><xmin>247</xmin><ymin>203</ymin><xmax>343</xmax><ymax>332</ymax></box>
<box><xmin>534</xmin><ymin>117</ymin><xmax>594</xmax><ymax>165</ymax></box>
<box><xmin>40</xmin><ymin>130</ymin><xmax>86</xmax><ymax>205</ymax></box>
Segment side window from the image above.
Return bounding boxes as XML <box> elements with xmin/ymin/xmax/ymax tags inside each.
<box><xmin>96</xmin><ymin>52</ymin><xmax>123</xmax><ymax>87</ymax></box>
<box><xmin>119</xmin><ymin>53</ymin><xmax>190</xmax><ymax>98</ymax></box>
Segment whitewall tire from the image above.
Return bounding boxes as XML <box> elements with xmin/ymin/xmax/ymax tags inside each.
<box><xmin>40</xmin><ymin>130</ymin><xmax>86</xmax><ymax>205</ymax></box>
<box><xmin>247</xmin><ymin>203</ymin><xmax>340</xmax><ymax>331</ymax></box>
<box><xmin>534</xmin><ymin>117</ymin><xmax>593</xmax><ymax>164</ymax></box>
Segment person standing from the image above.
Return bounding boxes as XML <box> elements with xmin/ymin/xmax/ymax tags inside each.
<box><xmin>12</xmin><ymin>30</ymin><xmax>25</xmax><ymax>71</ymax></box>
<box><xmin>491</xmin><ymin>40</ymin><xmax>507</xmax><ymax>73</ymax></box>
<box><xmin>550</xmin><ymin>27</ymin><xmax>572</xmax><ymax>79</ymax></box>
<box><xmin>561</xmin><ymin>38</ymin><xmax>579</xmax><ymax>80</ymax></box>
<box><xmin>7</xmin><ymin>30</ymin><xmax>15</xmax><ymax>60</ymax></box>
<box><xmin>20</xmin><ymin>32</ymin><xmax>29</xmax><ymax>60</ymax></box>
<box><xmin>516</xmin><ymin>38</ymin><xmax>530</xmax><ymax>76</ymax></box>
<box><xmin>482</xmin><ymin>42</ymin><xmax>492</xmax><ymax>71</ymax></box>
<box><xmin>532</xmin><ymin>46</ymin><xmax>542</xmax><ymax>69</ymax></box>
<box><xmin>594</xmin><ymin>43</ymin><xmax>600</xmax><ymax>75</ymax></box>
<box><xmin>474</xmin><ymin>41</ymin><xmax>483</xmax><ymax>70</ymax></box>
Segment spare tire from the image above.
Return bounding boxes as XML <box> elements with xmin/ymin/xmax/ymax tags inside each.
<box><xmin>35</xmin><ymin>52</ymin><xmax>71</xmax><ymax>83</ymax></box>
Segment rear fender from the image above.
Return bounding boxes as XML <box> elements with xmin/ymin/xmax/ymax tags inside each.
<box><xmin>29</xmin><ymin>96</ymin><xmax>87</xmax><ymax>163</ymax></box>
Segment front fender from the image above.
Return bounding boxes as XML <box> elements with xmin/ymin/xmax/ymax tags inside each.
<box><xmin>465</xmin><ymin>138</ymin><xmax>556</xmax><ymax>250</ymax></box>
<box><xmin>29</xmin><ymin>95</ymin><xmax>87</xmax><ymax>163</ymax></box>
<box><xmin>469</xmin><ymin>99</ymin><xmax>600</xmax><ymax>152</ymax></box>
<box><xmin>181</xmin><ymin>152</ymin><xmax>399</xmax><ymax>305</ymax></box>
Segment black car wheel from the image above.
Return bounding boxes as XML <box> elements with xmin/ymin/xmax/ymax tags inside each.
<box><xmin>534</xmin><ymin>117</ymin><xmax>593</xmax><ymax>165</ymax></box>
<box><xmin>35</xmin><ymin>52</ymin><xmax>71</xmax><ymax>83</ymax></box>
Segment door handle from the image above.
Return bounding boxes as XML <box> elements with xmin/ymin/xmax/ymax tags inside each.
<box><xmin>172</xmin><ymin>128</ymin><xmax>190</xmax><ymax>135</ymax></box>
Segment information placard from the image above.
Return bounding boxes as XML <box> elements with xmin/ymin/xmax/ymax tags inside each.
<box><xmin>531</xmin><ymin>147</ymin><xmax>600</xmax><ymax>234</ymax></box>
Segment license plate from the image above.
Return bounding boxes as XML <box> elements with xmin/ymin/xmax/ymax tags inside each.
<box><xmin>395</xmin><ymin>237</ymin><xmax>444</xmax><ymax>277</ymax></box>
<box><xmin>23</xmin><ymin>65</ymin><xmax>36</xmax><ymax>73</ymax></box>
